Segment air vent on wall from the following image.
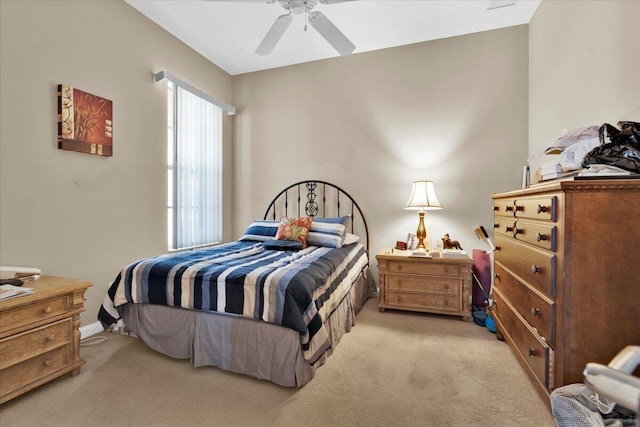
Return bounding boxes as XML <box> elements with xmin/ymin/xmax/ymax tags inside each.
<box><xmin>487</xmin><ymin>0</ymin><xmax>517</xmax><ymax>10</ymax></box>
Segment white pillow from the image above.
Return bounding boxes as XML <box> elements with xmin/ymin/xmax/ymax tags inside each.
<box><xmin>343</xmin><ymin>233</ymin><xmax>360</xmax><ymax>245</ymax></box>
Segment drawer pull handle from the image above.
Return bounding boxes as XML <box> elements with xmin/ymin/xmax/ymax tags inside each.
<box><xmin>443</xmin><ymin>267</ymin><xmax>449</xmax><ymax>273</ymax></box>
<box><xmin>536</xmin><ymin>232</ymin><xmax>548</xmax><ymax>242</ymax></box>
<box><xmin>515</xmin><ymin>205</ymin><xmax>524</xmax><ymax>212</ymax></box>
<box><xmin>443</xmin><ymin>300</ymin><xmax>449</xmax><ymax>306</ymax></box>
<box><xmin>443</xmin><ymin>284</ymin><xmax>449</xmax><ymax>290</ymax></box>
<box><xmin>505</xmin><ymin>206</ymin><xmax>514</xmax><ymax>212</ymax></box>
<box><xmin>528</xmin><ymin>348</ymin><xmax>537</xmax><ymax>357</ymax></box>
<box><xmin>45</xmin><ymin>334</ymin><xmax>56</xmax><ymax>341</ymax></box>
<box><xmin>493</xmin><ymin>206</ymin><xmax>499</xmax><ymax>212</ymax></box>
<box><xmin>495</xmin><ymin>246</ymin><xmax>501</xmax><ymax>251</ymax></box>
<box><xmin>531</xmin><ymin>264</ymin><xmax>542</xmax><ymax>274</ymax></box>
<box><xmin>493</xmin><ymin>223</ymin><xmax>499</xmax><ymax>229</ymax></box>
<box><xmin>495</xmin><ymin>273</ymin><xmax>501</xmax><ymax>281</ymax></box>
<box><xmin>537</xmin><ymin>205</ymin><xmax>549</xmax><ymax>214</ymax></box>
<box><xmin>396</xmin><ymin>265</ymin><xmax>402</xmax><ymax>270</ymax></box>
<box><xmin>43</xmin><ymin>306</ymin><xmax>53</xmax><ymax>314</ymax></box>
<box><xmin>505</xmin><ymin>226</ymin><xmax>514</xmax><ymax>232</ymax></box>
<box><xmin>530</xmin><ymin>307</ymin><xmax>541</xmax><ymax>316</ymax></box>
<box><xmin>43</xmin><ymin>360</ymin><xmax>53</xmax><ymax>367</ymax></box>
<box><xmin>514</xmin><ymin>228</ymin><xmax>524</xmax><ymax>235</ymax></box>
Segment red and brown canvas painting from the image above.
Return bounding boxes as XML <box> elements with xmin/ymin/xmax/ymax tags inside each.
<box><xmin>57</xmin><ymin>84</ymin><xmax>113</xmax><ymax>156</ymax></box>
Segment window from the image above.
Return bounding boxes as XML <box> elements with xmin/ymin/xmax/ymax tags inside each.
<box><xmin>167</xmin><ymin>81</ymin><xmax>223</xmax><ymax>250</ymax></box>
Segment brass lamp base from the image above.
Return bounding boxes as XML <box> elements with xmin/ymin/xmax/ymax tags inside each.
<box><xmin>416</xmin><ymin>210</ymin><xmax>427</xmax><ymax>249</ymax></box>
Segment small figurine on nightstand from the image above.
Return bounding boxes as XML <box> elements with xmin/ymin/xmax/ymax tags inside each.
<box><xmin>442</xmin><ymin>234</ymin><xmax>463</xmax><ymax>250</ymax></box>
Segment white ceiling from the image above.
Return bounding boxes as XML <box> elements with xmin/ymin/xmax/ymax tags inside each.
<box><xmin>126</xmin><ymin>0</ymin><xmax>541</xmax><ymax>76</ymax></box>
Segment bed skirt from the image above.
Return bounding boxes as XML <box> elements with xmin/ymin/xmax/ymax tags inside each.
<box><xmin>120</xmin><ymin>266</ymin><xmax>377</xmax><ymax>387</ymax></box>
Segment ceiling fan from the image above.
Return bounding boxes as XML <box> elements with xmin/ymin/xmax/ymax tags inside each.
<box><xmin>206</xmin><ymin>0</ymin><xmax>356</xmax><ymax>56</ymax></box>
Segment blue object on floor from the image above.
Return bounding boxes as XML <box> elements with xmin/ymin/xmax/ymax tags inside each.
<box><xmin>486</xmin><ymin>316</ymin><xmax>496</xmax><ymax>333</ymax></box>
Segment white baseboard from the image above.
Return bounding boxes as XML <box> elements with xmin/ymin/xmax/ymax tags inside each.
<box><xmin>80</xmin><ymin>322</ymin><xmax>104</xmax><ymax>339</ymax></box>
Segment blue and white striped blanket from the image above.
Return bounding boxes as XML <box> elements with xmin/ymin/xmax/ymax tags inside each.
<box><xmin>98</xmin><ymin>241</ymin><xmax>369</xmax><ymax>364</ymax></box>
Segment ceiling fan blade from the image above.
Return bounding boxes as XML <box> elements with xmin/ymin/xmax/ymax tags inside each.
<box><xmin>308</xmin><ymin>11</ymin><xmax>355</xmax><ymax>56</ymax></box>
<box><xmin>255</xmin><ymin>13</ymin><xmax>292</xmax><ymax>55</ymax></box>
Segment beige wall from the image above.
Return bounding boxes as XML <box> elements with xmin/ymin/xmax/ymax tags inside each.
<box><xmin>232</xmin><ymin>26</ymin><xmax>529</xmax><ymax>273</ymax></box>
<box><xmin>0</xmin><ymin>0</ymin><xmax>233</xmax><ymax>326</ymax></box>
<box><xmin>529</xmin><ymin>0</ymin><xmax>640</xmax><ymax>166</ymax></box>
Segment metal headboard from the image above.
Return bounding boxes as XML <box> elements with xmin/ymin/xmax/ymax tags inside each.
<box><xmin>263</xmin><ymin>180</ymin><xmax>370</xmax><ymax>253</ymax></box>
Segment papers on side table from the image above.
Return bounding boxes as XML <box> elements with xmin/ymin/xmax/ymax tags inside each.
<box><xmin>0</xmin><ymin>284</ymin><xmax>34</xmax><ymax>300</ymax></box>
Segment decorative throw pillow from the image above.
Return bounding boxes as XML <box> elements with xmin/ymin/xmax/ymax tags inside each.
<box><xmin>239</xmin><ymin>220</ymin><xmax>279</xmax><ymax>242</ymax></box>
<box><xmin>263</xmin><ymin>240</ymin><xmax>303</xmax><ymax>251</ymax></box>
<box><xmin>307</xmin><ymin>216</ymin><xmax>350</xmax><ymax>248</ymax></box>
<box><xmin>276</xmin><ymin>217</ymin><xmax>313</xmax><ymax>248</ymax></box>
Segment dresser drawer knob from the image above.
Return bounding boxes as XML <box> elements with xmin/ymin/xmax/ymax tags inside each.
<box><xmin>493</xmin><ymin>223</ymin><xmax>499</xmax><ymax>229</ymax></box>
<box><xmin>536</xmin><ymin>233</ymin><xmax>548</xmax><ymax>242</ymax></box>
<box><xmin>530</xmin><ymin>307</ymin><xmax>541</xmax><ymax>316</ymax></box>
<box><xmin>43</xmin><ymin>359</ymin><xmax>53</xmax><ymax>367</ymax></box>
<box><xmin>396</xmin><ymin>265</ymin><xmax>402</xmax><ymax>270</ymax></box>
<box><xmin>443</xmin><ymin>300</ymin><xmax>449</xmax><ymax>306</ymax></box>
<box><xmin>505</xmin><ymin>226</ymin><xmax>514</xmax><ymax>232</ymax></box>
<box><xmin>505</xmin><ymin>206</ymin><xmax>514</xmax><ymax>212</ymax></box>
<box><xmin>531</xmin><ymin>264</ymin><xmax>542</xmax><ymax>274</ymax></box>
<box><xmin>493</xmin><ymin>206</ymin><xmax>499</xmax><ymax>212</ymax></box>
<box><xmin>494</xmin><ymin>273</ymin><xmax>501</xmax><ymax>281</ymax></box>
<box><xmin>46</xmin><ymin>334</ymin><xmax>56</xmax><ymax>341</ymax></box>
<box><xmin>443</xmin><ymin>267</ymin><xmax>449</xmax><ymax>273</ymax></box>
<box><xmin>515</xmin><ymin>205</ymin><xmax>524</xmax><ymax>212</ymax></box>
<box><xmin>537</xmin><ymin>205</ymin><xmax>549</xmax><ymax>214</ymax></box>
<box><xmin>514</xmin><ymin>228</ymin><xmax>524</xmax><ymax>235</ymax></box>
<box><xmin>528</xmin><ymin>348</ymin><xmax>537</xmax><ymax>357</ymax></box>
<box><xmin>443</xmin><ymin>284</ymin><xmax>449</xmax><ymax>290</ymax></box>
<box><xmin>43</xmin><ymin>306</ymin><xmax>53</xmax><ymax>314</ymax></box>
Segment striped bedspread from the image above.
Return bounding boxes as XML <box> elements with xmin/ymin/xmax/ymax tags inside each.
<box><xmin>98</xmin><ymin>241</ymin><xmax>369</xmax><ymax>364</ymax></box>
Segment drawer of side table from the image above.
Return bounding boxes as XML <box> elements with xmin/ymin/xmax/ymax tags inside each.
<box><xmin>0</xmin><ymin>318</ymin><xmax>73</xmax><ymax>369</ymax></box>
<box><xmin>386</xmin><ymin>290</ymin><xmax>461</xmax><ymax>312</ymax></box>
<box><xmin>387</xmin><ymin>275</ymin><xmax>460</xmax><ymax>296</ymax></box>
<box><xmin>0</xmin><ymin>346</ymin><xmax>70</xmax><ymax>398</ymax></box>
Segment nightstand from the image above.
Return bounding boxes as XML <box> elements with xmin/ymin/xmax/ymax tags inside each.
<box><xmin>376</xmin><ymin>248</ymin><xmax>473</xmax><ymax>321</ymax></box>
<box><xmin>0</xmin><ymin>275</ymin><xmax>91</xmax><ymax>404</ymax></box>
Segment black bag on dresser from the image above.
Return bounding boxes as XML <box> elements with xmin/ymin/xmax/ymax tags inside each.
<box><xmin>581</xmin><ymin>121</ymin><xmax>640</xmax><ymax>173</ymax></box>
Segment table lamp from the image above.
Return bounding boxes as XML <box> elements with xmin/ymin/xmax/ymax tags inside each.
<box><xmin>405</xmin><ymin>180</ymin><xmax>442</xmax><ymax>253</ymax></box>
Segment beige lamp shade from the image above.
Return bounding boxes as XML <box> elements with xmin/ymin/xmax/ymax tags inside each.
<box><xmin>405</xmin><ymin>180</ymin><xmax>443</xmax><ymax>211</ymax></box>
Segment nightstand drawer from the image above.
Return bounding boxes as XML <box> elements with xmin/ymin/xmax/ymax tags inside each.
<box><xmin>0</xmin><ymin>346</ymin><xmax>70</xmax><ymax>398</ymax></box>
<box><xmin>494</xmin><ymin>263</ymin><xmax>554</xmax><ymax>345</ymax></box>
<box><xmin>493</xmin><ymin>289</ymin><xmax>550</xmax><ymax>389</ymax></box>
<box><xmin>495</xmin><ymin>235</ymin><xmax>556</xmax><ymax>299</ymax></box>
<box><xmin>387</xmin><ymin>275</ymin><xmax>460</xmax><ymax>296</ymax></box>
<box><xmin>0</xmin><ymin>319</ymin><xmax>73</xmax><ymax>369</ymax></box>
<box><xmin>0</xmin><ymin>296</ymin><xmax>70</xmax><ymax>336</ymax></box>
<box><xmin>386</xmin><ymin>290</ymin><xmax>461</xmax><ymax>312</ymax></box>
<box><xmin>387</xmin><ymin>261</ymin><xmax>460</xmax><ymax>277</ymax></box>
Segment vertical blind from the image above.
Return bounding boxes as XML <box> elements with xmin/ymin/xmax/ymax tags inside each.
<box><xmin>172</xmin><ymin>85</ymin><xmax>223</xmax><ymax>250</ymax></box>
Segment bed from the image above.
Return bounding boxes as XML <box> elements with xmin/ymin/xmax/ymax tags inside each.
<box><xmin>98</xmin><ymin>180</ymin><xmax>377</xmax><ymax>387</ymax></box>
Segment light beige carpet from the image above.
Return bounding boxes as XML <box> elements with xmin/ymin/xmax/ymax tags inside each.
<box><xmin>0</xmin><ymin>299</ymin><xmax>555</xmax><ymax>426</ymax></box>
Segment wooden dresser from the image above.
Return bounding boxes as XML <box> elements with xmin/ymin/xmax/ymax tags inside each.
<box><xmin>491</xmin><ymin>179</ymin><xmax>640</xmax><ymax>403</ymax></box>
<box><xmin>0</xmin><ymin>276</ymin><xmax>91</xmax><ymax>404</ymax></box>
<box><xmin>376</xmin><ymin>249</ymin><xmax>473</xmax><ymax>321</ymax></box>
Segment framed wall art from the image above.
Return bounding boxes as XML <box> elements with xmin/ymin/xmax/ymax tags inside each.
<box><xmin>57</xmin><ymin>84</ymin><xmax>113</xmax><ymax>157</ymax></box>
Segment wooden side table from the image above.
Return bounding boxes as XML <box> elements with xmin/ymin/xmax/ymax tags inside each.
<box><xmin>376</xmin><ymin>248</ymin><xmax>473</xmax><ymax>321</ymax></box>
<box><xmin>0</xmin><ymin>275</ymin><xmax>91</xmax><ymax>404</ymax></box>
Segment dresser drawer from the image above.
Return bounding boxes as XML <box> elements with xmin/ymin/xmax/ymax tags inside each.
<box><xmin>0</xmin><ymin>345</ymin><xmax>70</xmax><ymax>398</ymax></box>
<box><xmin>0</xmin><ymin>296</ymin><xmax>70</xmax><ymax>335</ymax></box>
<box><xmin>494</xmin><ymin>199</ymin><xmax>516</xmax><ymax>217</ymax></box>
<box><xmin>495</xmin><ymin>235</ymin><xmax>556</xmax><ymax>299</ymax></box>
<box><xmin>386</xmin><ymin>290</ymin><xmax>461</xmax><ymax>313</ymax></box>
<box><xmin>387</xmin><ymin>275</ymin><xmax>460</xmax><ymax>296</ymax></box>
<box><xmin>513</xmin><ymin>196</ymin><xmax>557</xmax><ymax>221</ymax></box>
<box><xmin>494</xmin><ymin>218</ymin><xmax>517</xmax><ymax>238</ymax></box>
<box><xmin>386</xmin><ymin>261</ymin><xmax>460</xmax><ymax>278</ymax></box>
<box><xmin>494</xmin><ymin>263</ymin><xmax>554</xmax><ymax>345</ymax></box>
<box><xmin>513</xmin><ymin>220</ymin><xmax>557</xmax><ymax>251</ymax></box>
<box><xmin>493</xmin><ymin>289</ymin><xmax>550</xmax><ymax>389</ymax></box>
<box><xmin>0</xmin><ymin>319</ymin><xmax>72</xmax><ymax>369</ymax></box>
